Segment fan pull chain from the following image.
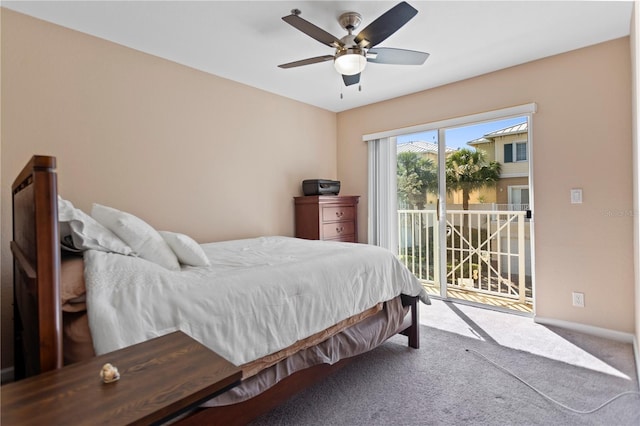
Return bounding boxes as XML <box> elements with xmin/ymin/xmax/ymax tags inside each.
<box><xmin>338</xmin><ymin>78</ymin><xmax>363</xmax><ymax>99</ymax></box>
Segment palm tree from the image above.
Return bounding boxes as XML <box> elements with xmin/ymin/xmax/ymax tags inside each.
<box><xmin>397</xmin><ymin>152</ymin><xmax>438</xmax><ymax>209</ymax></box>
<box><xmin>445</xmin><ymin>148</ymin><xmax>501</xmax><ymax>210</ymax></box>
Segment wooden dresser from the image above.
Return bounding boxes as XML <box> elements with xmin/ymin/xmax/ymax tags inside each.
<box><xmin>294</xmin><ymin>195</ymin><xmax>360</xmax><ymax>243</ymax></box>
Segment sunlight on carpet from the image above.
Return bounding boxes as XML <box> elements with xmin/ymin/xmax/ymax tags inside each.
<box><xmin>420</xmin><ymin>299</ymin><xmax>632</xmax><ymax>380</ymax></box>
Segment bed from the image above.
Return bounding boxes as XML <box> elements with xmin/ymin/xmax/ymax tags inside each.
<box><xmin>11</xmin><ymin>155</ymin><xmax>429</xmax><ymax>424</ymax></box>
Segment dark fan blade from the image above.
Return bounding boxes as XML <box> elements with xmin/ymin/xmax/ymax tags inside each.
<box><xmin>342</xmin><ymin>73</ymin><xmax>360</xmax><ymax>86</ymax></box>
<box><xmin>282</xmin><ymin>14</ymin><xmax>344</xmax><ymax>48</ymax></box>
<box><xmin>278</xmin><ymin>55</ymin><xmax>335</xmax><ymax>69</ymax></box>
<box><xmin>367</xmin><ymin>48</ymin><xmax>429</xmax><ymax>65</ymax></box>
<box><xmin>354</xmin><ymin>1</ymin><xmax>418</xmax><ymax>48</ymax></box>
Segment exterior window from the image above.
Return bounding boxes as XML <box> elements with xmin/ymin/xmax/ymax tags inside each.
<box><xmin>504</xmin><ymin>144</ymin><xmax>513</xmax><ymax>163</ymax></box>
<box><xmin>504</xmin><ymin>142</ymin><xmax>527</xmax><ymax>162</ymax></box>
<box><xmin>516</xmin><ymin>142</ymin><xmax>527</xmax><ymax>161</ymax></box>
<box><xmin>508</xmin><ymin>186</ymin><xmax>530</xmax><ymax>209</ymax></box>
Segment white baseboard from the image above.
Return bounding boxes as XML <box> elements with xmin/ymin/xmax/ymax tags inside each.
<box><xmin>535</xmin><ymin>316</ymin><xmax>640</xmax><ymax>384</ymax></box>
<box><xmin>533</xmin><ymin>316</ymin><xmax>635</xmax><ymax>343</ymax></box>
<box><xmin>1</xmin><ymin>366</ymin><xmax>15</xmax><ymax>384</ymax></box>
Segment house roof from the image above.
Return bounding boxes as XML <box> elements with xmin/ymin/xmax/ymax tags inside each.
<box><xmin>467</xmin><ymin>121</ymin><xmax>528</xmax><ymax>146</ymax></box>
<box><xmin>467</xmin><ymin>137</ymin><xmax>491</xmax><ymax>146</ymax></box>
<box><xmin>397</xmin><ymin>141</ymin><xmax>456</xmax><ymax>154</ymax></box>
<box><xmin>484</xmin><ymin>121</ymin><xmax>528</xmax><ymax>137</ymax></box>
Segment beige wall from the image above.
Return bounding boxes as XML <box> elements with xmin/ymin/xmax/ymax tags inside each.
<box><xmin>632</xmin><ymin>2</ymin><xmax>640</xmax><ymax>365</ymax></box>
<box><xmin>0</xmin><ymin>10</ymin><xmax>337</xmax><ymax>368</ymax></box>
<box><xmin>337</xmin><ymin>37</ymin><xmax>634</xmax><ymax>333</ymax></box>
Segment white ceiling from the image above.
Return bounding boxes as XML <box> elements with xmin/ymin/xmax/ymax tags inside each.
<box><xmin>3</xmin><ymin>1</ymin><xmax>634</xmax><ymax>112</ymax></box>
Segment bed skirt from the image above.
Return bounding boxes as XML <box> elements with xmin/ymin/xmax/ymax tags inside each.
<box><xmin>203</xmin><ymin>296</ymin><xmax>409</xmax><ymax>406</ymax></box>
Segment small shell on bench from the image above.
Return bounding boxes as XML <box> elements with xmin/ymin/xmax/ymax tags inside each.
<box><xmin>100</xmin><ymin>363</ymin><xmax>120</xmax><ymax>383</ymax></box>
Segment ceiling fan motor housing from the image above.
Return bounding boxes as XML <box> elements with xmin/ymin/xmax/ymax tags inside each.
<box><xmin>338</xmin><ymin>12</ymin><xmax>362</xmax><ymax>32</ymax></box>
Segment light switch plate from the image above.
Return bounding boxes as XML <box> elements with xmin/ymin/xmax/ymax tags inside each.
<box><xmin>570</xmin><ymin>188</ymin><xmax>583</xmax><ymax>204</ymax></box>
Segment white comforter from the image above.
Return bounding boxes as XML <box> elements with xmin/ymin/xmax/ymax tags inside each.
<box><xmin>84</xmin><ymin>236</ymin><xmax>429</xmax><ymax>366</ymax></box>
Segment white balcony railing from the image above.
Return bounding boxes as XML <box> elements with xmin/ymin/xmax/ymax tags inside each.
<box><xmin>398</xmin><ymin>208</ymin><xmax>532</xmax><ymax>303</ymax></box>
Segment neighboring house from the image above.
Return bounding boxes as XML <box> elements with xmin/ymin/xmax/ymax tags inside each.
<box><xmin>397</xmin><ymin>141</ymin><xmax>456</xmax><ymax>206</ymax></box>
<box><xmin>396</xmin><ymin>137</ymin><xmax>525</xmax><ymax>209</ymax></box>
<box><xmin>397</xmin><ymin>140</ymin><xmax>455</xmax><ymax>163</ymax></box>
<box><xmin>467</xmin><ymin>122</ymin><xmax>529</xmax><ymax>209</ymax></box>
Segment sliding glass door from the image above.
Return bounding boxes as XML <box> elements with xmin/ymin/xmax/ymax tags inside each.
<box><xmin>396</xmin><ymin>130</ymin><xmax>442</xmax><ymax>293</ymax></box>
<box><xmin>392</xmin><ymin>109</ymin><xmax>534</xmax><ymax>313</ymax></box>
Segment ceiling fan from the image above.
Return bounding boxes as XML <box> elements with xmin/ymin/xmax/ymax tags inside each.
<box><xmin>278</xmin><ymin>1</ymin><xmax>429</xmax><ymax>87</ymax></box>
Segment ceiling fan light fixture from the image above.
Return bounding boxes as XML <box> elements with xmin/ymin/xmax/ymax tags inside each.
<box><xmin>334</xmin><ymin>48</ymin><xmax>367</xmax><ymax>76</ymax></box>
<box><xmin>279</xmin><ymin>1</ymin><xmax>428</xmax><ymax>86</ymax></box>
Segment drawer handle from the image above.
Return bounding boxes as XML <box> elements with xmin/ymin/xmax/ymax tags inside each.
<box><xmin>336</xmin><ymin>226</ymin><xmax>344</xmax><ymax>233</ymax></box>
<box><xmin>335</xmin><ymin>211</ymin><xmax>344</xmax><ymax>218</ymax></box>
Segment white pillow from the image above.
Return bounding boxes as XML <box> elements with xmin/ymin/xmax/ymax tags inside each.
<box><xmin>58</xmin><ymin>197</ymin><xmax>132</xmax><ymax>255</ymax></box>
<box><xmin>159</xmin><ymin>231</ymin><xmax>210</xmax><ymax>267</ymax></box>
<box><xmin>91</xmin><ymin>203</ymin><xmax>180</xmax><ymax>271</ymax></box>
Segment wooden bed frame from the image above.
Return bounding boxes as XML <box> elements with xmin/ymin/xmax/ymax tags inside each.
<box><xmin>11</xmin><ymin>155</ymin><xmax>420</xmax><ymax>424</ymax></box>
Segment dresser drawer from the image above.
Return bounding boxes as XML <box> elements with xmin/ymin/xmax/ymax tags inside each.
<box><xmin>294</xmin><ymin>195</ymin><xmax>359</xmax><ymax>243</ymax></box>
<box><xmin>322</xmin><ymin>206</ymin><xmax>356</xmax><ymax>223</ymax></box>
<box><xmin>325</xmin><ymin>234</ymin><xmax>357</xmax><ymax>243</ymax></box>
<box><xmin>322</xmin><ymin>221</ymin><xmax>355</xmax><ymax>239</ymax></box>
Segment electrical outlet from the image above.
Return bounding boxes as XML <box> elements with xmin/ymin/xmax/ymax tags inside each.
<box><xmin>572</xmin><ymin>292</ymin><xmax>585</xmax><ymax>308</ymax></box>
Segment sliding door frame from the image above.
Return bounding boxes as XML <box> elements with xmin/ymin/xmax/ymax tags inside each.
<box><xmin>364</xmin><ymin>103</ymin><xmax>537</xmax><ymax>304</ymax></box>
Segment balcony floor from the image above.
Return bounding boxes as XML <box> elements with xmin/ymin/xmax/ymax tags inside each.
<box><xmin>423</xmin><ymin>283</ymin><xmax>533</xmax><ymax>314</ymax></box>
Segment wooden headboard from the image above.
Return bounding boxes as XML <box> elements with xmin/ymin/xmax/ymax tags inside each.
<box><xmin>11</xmin><ymin>155</ymin><xmax>62</xmax><ymax>379</ymax></box>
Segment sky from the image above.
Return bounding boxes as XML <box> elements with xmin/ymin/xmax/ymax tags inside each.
<box><xmin>396</xmin><ymin>116</ymin><xmax>527</xmax><ymax>150</ymax></box>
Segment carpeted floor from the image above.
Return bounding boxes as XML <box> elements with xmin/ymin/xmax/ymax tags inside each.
<box><xmin>250</xmin><ymin>299</ymin><xmax>640</xmax><ymax>425</ymax></box>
